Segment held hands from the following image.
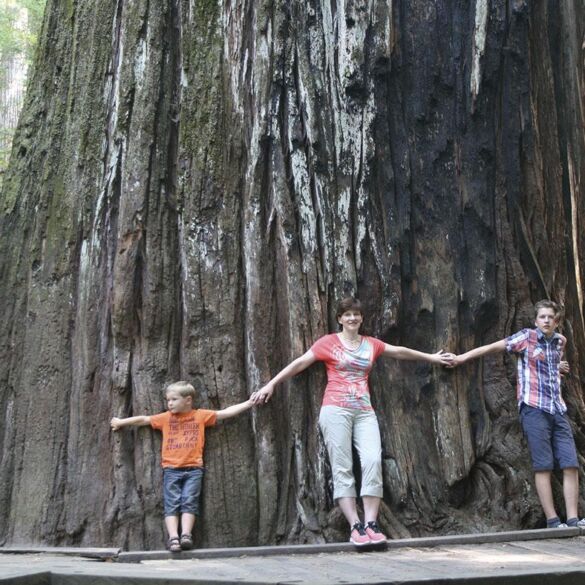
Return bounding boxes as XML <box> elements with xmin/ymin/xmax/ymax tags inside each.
<box><xmin>445</xmin><ymin>354</ymin><xmax>466</xmax><ymax>368</ymax></box>
<box><xmin>560</xmin><ymin>360</ymin><xmax>570</xmax><ymax>376</ymax></box>
<box><xmin>250</xmin><ymin>383</ymin><xmax>275</xmax><ymax>405</ymax></box>
<box><xmin>433</xmin><ymin>349</ymin><xmax>456</xmax><ymax>367</ymax></box>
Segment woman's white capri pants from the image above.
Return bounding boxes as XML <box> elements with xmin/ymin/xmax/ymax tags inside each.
<box><xmin>318</xmin><ymin>405</ymin><xmax>383</xmax><ymax>499</ymax></box>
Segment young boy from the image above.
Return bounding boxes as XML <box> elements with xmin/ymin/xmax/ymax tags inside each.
<box><xmin>451</xmin><ymin>300</ymin><xmax>582</xmax><ymax>528</ymax></box>
<box><xmin>111</xmin><ymin>381</ymin><xmax>253</xmax><ymax>551</ymax></box>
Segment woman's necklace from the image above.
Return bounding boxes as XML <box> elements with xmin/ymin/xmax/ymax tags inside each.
<box><xmin>339</xmin><ymin>333</ymin><xmax>361</xmax><ymax>349</ymax></box>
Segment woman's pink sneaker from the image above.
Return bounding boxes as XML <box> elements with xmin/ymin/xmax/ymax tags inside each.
<box><xmin>349</xmin><ymin>522</ymin><xmax>370</xmax><ymax>546</ymax></box>
<box><xmin>365</xmin><ymin>521</ymin><xmax>387</xmax><ymax>544</ymax></box>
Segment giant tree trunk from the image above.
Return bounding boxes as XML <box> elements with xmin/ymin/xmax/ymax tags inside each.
<box><xmin>0</xmin><ymin>0</ymin><xmax>583</xmax><ymax>549</ymax></box>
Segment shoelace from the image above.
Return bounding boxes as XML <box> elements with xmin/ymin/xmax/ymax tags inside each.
<box><xmin>352</xmin><ymin>521</ymin><xmax>367</xmax><ymax>535</ymax></box>
<box><xmin>366</xmin><ymin>521</ymin><xmax>381</xmax><ymax>533</ymax></box>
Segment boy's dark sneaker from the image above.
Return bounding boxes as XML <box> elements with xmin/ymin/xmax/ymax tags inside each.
<box><xmin>546</xmin><ymin>517</ymin><xmax>568</xmax><ymax>528</ymax></box>
<box><xmin>180</xmin><ymin>533</ymin><xmax>194</xmax><ymax>550</ymax></box>
<box><xmin>365</xmin><ymin>521</ymin><xmax>387</xmax><ymax>544</ymax></box>
<box><xmin>349</xmin><ymin>522</ymin><xmax>370</xmax><ymax>546</ymax></box>
<box><xmin>566</xmin><ymin>518</ymin><xmax>585</xmax><ymax>527</ymax></box>
<box><xmin>167</xmin><ymin>537</ymin><xmax>181</xmax><ymax>552</ymax></box>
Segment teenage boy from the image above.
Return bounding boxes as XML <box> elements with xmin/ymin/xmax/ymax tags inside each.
<box><xmin>451</xmin><ymin>300</ymin><xmax>582</xmax><ymax>528</ymax></box>
<box><xmin>111</xmin><ymin>381</ymin><xmax>253</xmax><ymax>551</ymax></box>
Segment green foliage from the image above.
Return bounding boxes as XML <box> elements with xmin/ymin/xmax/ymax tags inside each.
<box><xmin>0</xmin><ymin>0</ymin><xmax>44</xmax><ymax>60</ymax></box>
<box><xmin>0</xmin><ymin>0</ymin><xmax>46</xmax><ymax>187</ymax></box>
<box><xmin>0</xmin><ymin>5</ymin><xmax>21</xmax><ymax>56</ymax></box>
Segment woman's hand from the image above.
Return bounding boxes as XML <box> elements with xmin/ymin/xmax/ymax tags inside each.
<box><xmin>251</xmin><ymin>383</ymin><xmax>275</xmax><ymax>404</ymax></box>
<box><xmin>560</xmin><ymin>360</ymin><xmax>570</xmax><ymax>376</ymax></box>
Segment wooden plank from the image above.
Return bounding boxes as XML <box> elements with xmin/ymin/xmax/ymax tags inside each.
<box><xmin>507</xmin><ymin>538</ymin><xmax>585</xmax><ymax>560</ymax></box>
<box><xmin>117</xmin><ymin>527</ymin><xmax>582</xmax><ymax>562</ymax></box>
<box><xmin>0</xmin><ymin>547</ymin><xmax>120</xmax><ymax>560</ymax></box>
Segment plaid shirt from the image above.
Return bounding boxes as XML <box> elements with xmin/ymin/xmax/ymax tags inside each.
<box><xmin>506</xmin><ymin>328</ymin><xmax>566</xmax><ymax>414</ymax></box>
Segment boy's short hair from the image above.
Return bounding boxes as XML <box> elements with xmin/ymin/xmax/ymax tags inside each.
<box><xmin>534</xmin><ymin>299</ymin><xmax>562</xmax><ymax>320</ymax></box>
<box><xmin>165</xmin><ymin>381</ymin><xmax>196</xmax><ymax>400</ymax></box>
<box><xmin>336</xmin><ymin>297</ymin><xmax>363</xmax><ymax>319</ymax></box>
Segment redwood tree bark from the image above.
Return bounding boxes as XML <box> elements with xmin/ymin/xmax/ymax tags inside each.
<box><xmin>0</xmin><ymin>0</ymin><xmax>583</xmax><ymax>549</ymax></box>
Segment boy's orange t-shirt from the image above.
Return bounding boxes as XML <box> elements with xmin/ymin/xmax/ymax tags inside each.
<box><xmin>149</xmin><ymin>409</ymin><xmax>217</xmax><ymax>468</ymax></box>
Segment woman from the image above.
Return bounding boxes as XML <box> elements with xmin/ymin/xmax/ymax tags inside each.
<box><xmin>251</xmin><ymin>297</ymin><xmax>454</xmax><ymax>546</ymax></box>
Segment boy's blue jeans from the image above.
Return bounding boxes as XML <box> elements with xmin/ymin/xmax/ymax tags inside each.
<box><xmin>519</xmin><ymin>404</ymin><xmax>578</xmax><ymax>470</ymax></box>
<box><xmin>163</xmin><ymin>467</ymin><xmax>204</xmax><ymax>516</ymax></box>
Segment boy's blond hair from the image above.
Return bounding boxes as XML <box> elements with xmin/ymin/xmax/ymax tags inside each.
<box><xmin>165</xmin><ymin>381</ymin><xmax>196</xmax><ymax>401</ymax></box>
<box><xmin>534</xmin><ymin>300</ymin><xmax>562</xmax><ymax>320</ymax></box>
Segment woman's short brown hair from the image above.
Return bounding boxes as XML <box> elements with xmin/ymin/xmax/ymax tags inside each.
<box><xmin>336</xmin><ymin>297</ymin><xmax>363</xmax><ymax>319</ymax></box>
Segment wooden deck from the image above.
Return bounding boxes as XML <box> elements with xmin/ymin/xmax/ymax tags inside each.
<box><xmin>2</xmin><ymin>528</ymin><xmax>585</xmax><ymax>584</ymax></box>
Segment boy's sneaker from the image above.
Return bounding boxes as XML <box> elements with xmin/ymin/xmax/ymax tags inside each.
<box><xmin>566</xmin><ymin>517</ymin><xmax>585</xmax><ymax>527</ymax></box>
<box><xmin>546</xmin><ymin>517</ymin><xmax>568</xmax><ymax>528</ymax></box>
<box><xmin>349</xmin><ymin>522</ymin><xmax>370</xmax><ymax>546</ymax></box>
<box><xmin>365</xmin><ymin>521</ymin><xmax>387</xmax><ymax>544</ymax></box>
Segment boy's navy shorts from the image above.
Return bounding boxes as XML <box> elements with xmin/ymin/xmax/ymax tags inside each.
<box><xmin>163</xmin><ymin>467</ymin><xmax>204</xmax><ymax>516</ymax></box>
<box><xmin>519</xmin><ymin>404</ymin><xmax>578</xmax><ymax>471</ymax></box>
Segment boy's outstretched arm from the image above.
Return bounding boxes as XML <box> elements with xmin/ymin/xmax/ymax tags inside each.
<box><xmin>111</xmin><ymin>415</ymin><xmax>151</xmax><ymax>431</ymax></box>
<box><xmin>215</xmin><ymin>399</ymin><xmax>254</xmax><ymax>421</ymax></box>
<box><xmin>450</xmin><ymin>339</ymin><xmax>507</xmax><ymax>367</ymax></box>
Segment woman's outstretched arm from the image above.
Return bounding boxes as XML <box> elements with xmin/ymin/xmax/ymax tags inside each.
<box><xmin>250</xmin><ymin>350</ymin><xmax>317</xmax><ymax>404</ymax></box>
<box><xmin>382</xmin><ymin>345</ymin><xmax>455</xmax><ymax>365</ymax></box>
